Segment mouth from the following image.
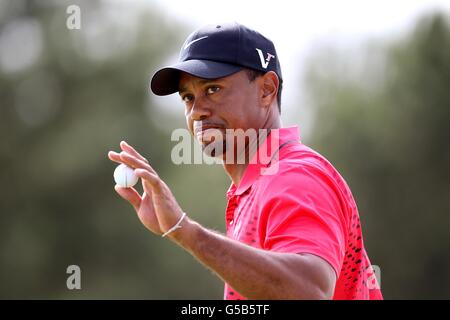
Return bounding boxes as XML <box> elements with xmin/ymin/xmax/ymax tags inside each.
<box><xmin>194</xmin><ymin>124</ymin><xmax>226</xmax><ymax>143</ymax></box>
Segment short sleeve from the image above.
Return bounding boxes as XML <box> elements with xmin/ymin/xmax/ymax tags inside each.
<box><xmin>258</xmin><ymin>164</ymin><xmax>347</xmax><ymax>276</ymax></box>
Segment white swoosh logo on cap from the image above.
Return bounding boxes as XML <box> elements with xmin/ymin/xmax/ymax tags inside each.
<box><xmin>184</xmin><ymin>36</ymin><xmax>208</xmax><ymax>50</ymax></box>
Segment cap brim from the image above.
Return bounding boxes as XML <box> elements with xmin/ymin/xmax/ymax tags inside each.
<box><xmin>150</xmin><ymin>59</ymin><xmax>243</xmax><ymax>96</ymax></box>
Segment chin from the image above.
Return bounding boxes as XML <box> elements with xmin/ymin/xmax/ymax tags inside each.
<box><xmin>202</xmin><ymin>141</ymin><xmax>225</xmax><ymax>158</ymax></box>
<box><xmin>201</xmin><ymin>140</ymin><xmax>227</xmax><ymax>158</ymax></box>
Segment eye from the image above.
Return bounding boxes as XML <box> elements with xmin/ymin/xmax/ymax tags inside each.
<box><xmin>206</xmin><ymin>86</ymin><xmax>220</xmax><ymax>95</ymax></box>
<box><xmin>181</xmin><ymin>94</ymin><xmax>194</xmax><ymax>103</ymax></box>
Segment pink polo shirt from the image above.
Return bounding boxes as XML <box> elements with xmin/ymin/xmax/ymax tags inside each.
<box><xmin>224</xmin><ymin>126</ymin><xmax>382</xmax><ymax>300</ymax></box>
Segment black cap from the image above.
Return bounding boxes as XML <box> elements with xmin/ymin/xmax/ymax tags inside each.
<box><xmin>150</xmin><ymin>22</ymin><xmax>282</xmax><ymax>96</ymax></box>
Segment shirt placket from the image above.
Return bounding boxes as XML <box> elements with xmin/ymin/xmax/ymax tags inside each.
<box><xmin>225</xmin><ymin>195</ymin><xmax>239</xmax><ymax>236</ymax></box>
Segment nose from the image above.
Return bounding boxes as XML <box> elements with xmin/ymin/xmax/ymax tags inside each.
<box><xmin>189</xmin><ymin>96</ymin><xmax>212</xmax><ymax>121</ymax></box>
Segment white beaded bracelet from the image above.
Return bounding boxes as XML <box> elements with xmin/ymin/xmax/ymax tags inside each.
<box><xmin>161</xmin><ymin>212</ymin><xmax>187</xmax><ymax>238</ymax></box>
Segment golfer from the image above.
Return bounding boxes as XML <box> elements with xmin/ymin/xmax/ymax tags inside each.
<box><xmin>108</xmin><ymin>22</ymin><xmax>383</xmax><ymax>300</ymax></box>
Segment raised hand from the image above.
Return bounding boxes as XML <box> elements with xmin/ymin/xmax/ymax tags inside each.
<box><xmin>108</xmin><ymin>141</ymin><xmax>185</xmax><ymax>238</ymax></box>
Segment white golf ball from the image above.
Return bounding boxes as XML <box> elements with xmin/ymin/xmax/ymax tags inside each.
<box><xmin>113</xmin><ymin>164</ymin><xmax>139</xmax><ymax>188</ymax></box>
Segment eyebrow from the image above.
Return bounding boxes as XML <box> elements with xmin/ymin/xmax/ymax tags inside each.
<box><xmin>178</xmin><ymin>78</ymin><xmax>219</xmax><ymax>95</ymax></box>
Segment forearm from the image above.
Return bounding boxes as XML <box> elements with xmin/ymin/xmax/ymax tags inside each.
<box><xmin>169</xmin><ymin>217</ymin><xmax>329</xmax><ymax>300</ymax></box>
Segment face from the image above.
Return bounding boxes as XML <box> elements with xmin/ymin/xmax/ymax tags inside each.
<box><xmin>178</xmin><ymin>70</ymin><xmax>267</xmax><ymax>160</ymax></box>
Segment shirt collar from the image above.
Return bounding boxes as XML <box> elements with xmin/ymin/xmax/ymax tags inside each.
<box><xmin>226</xmin><ymin>126</ymin><xmax>301</xmax><ymax>198</ymax></box>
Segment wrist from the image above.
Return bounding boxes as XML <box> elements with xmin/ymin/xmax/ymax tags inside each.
<box><xmin>166</xmin><ymin>215</ymin><xmax>201</xmax><ymax>250</ymax></box>
<box><xmin>161</xmin><ymin>212</ymin><xmax>187</xmax><ymax>238</ymax></box>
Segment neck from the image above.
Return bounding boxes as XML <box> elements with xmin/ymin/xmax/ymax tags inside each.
<box><xmin>223</xmin><ymin>114</ymin><xmax>282</xmax><ymax>187</ymax></box>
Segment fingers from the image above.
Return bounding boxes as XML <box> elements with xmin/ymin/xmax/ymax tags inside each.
<box><xmin>108</xmin><ymin>150</ymin><xmax>150</xmax><ymax>170</ymax></box>
<box><xmin>108</xmin><ymin>143</ymin><xmax>157</xmax><ymax>175</ymax></box>
<box><xmin>135</xmin><ymin>168</ymin><xmax>161</xmax><ymax>191</ymax></box>
<box><xmin>108</xmin><ymin>141</ymin><xmax>148</xmax><ymax>165</ymax></box>
<box><xmin>108</xmin><ymin>141</ymin><xmax>162</xmax><ymax>192</ymax></box>
<box><xmin>108</xmin><ymin>151</ymin><xmax>122</xmax><ymax>164</ymax></box>
<box><xmin>120</xmin><ymin>141</ymin><xmax>149</xmax><ymax>164</ymax></box>
<box><xmin>114</xmin><ymin>185</ymin><xmax>142</xmax><ymax>211</ymax></box>
<box><xmin>119</xmin><ymin>152</ymin><xmax>156</xmax><ymax>174</ymax></box>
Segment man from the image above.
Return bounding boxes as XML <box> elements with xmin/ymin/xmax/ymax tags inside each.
<box><xmin>108</xmin><ymin>22</ymin><xmax>383</xmax><ymax>300</ymax></box>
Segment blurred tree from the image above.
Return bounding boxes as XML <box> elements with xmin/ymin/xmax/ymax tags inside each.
<box><xmin>305</xmin><ymin>13</ymin><xmax>450</xmax><ymax>299</ymax></box>
<box><xmin>0</xmin><ymin>0</ymin><xmax>228</xmax><ymax>298</ymax></box>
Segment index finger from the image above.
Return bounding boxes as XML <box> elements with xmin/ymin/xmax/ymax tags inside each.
<box><xmin>120</xmin><ymin>141</ymin><xmax>149</xmax><ymax>164</ymax></box>
<box><xmin>119</xmin><ymin>152</ymin><xmax>157</xmax><ymax>175</ymax></box>
<box><xmin>108</xmin><ymin>151</ymin><xmax>122</xmax><ymax>164</ymax></box>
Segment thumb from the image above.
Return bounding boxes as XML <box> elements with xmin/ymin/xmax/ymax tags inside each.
<box><xmin>114</xmin><ymin>185</ymin><xmax>142</xmax><ymax>212</ymax></box>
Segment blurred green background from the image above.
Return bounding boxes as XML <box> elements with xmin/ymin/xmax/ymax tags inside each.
<box><xmin>0</xmin><ymin>0</ymin><xmax>449</xmax><ymax>299</ymax></box>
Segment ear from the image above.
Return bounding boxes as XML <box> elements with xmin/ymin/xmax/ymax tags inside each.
<box><xmin>260</xmin><ymin>71</ymin><xmax>279</xmax><ymax>109</ymax></box>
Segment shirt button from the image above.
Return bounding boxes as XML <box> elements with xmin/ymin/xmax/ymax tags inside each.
<box><xmin>229</xmin><ymin>220</ymin><xmax>234</xmax><ymax>226</ymax></box>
